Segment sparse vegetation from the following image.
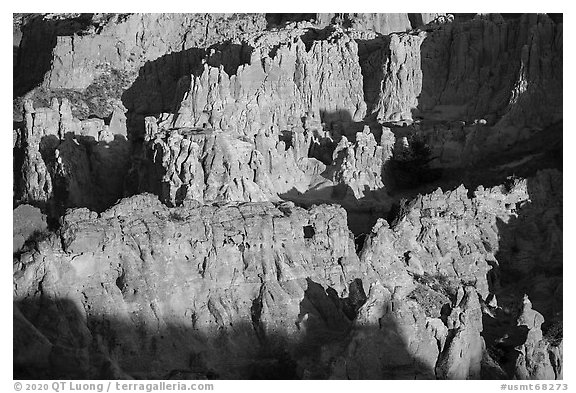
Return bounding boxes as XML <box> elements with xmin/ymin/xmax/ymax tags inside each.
<box><xmin>543</xmin><ymin>320</ymin><xmax>563</xmax><ymax>347</ymax></box>
<box><xmin>411</xmin><ymin>272</ymin><xmax>458</xmax><ymax>300</ymax></box>
<box><xmin>15</xmin><ymin>229</ymin><xmax>54</xmax><ymax>257</ymax></box>
<box><xmin>391</xmin><ymin>135</ymin><xmax>443</xmax><ymax>189</ymax></box>
<box><xmin>502</xmin><ymin>175</ymin><xmax>521</xmax><ymax>194</ymax></box>
<box><xmin>168</xmin><ymin>211</ymin><xmax>188</xmax><ymax>222</ymax></box>
<box><xmin>15</xmin><ymin>67</ymin><xmax>135</xmax><ymax>122</ymax></box>
<box><xmin>407</xmin><ymin>283</ymin><xmax>451</xmax><ymax>318</ymax></box>
<box><xmin>26</xmin><ymin>229</ymin><xmax>52</xmax><ymax>246</ymax></box>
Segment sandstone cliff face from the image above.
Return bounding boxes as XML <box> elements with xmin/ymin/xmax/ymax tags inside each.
<box><xmin>435</xmin><ymin>286</ymin><xmax>485</xmax><ymax>379</ymax></box>
<box><xmin>328</xmin><ymin>125</ymin><xmax>393</xmax><ymax>201</ymax></box>
<box><xmin>359</xmin><ymin>14</ymin><xmax>562</xmax><ymax>171</ymax></box>
<box><xmin>15</xmin><ymin>99</ymin><xmax>130</xmax><ymax>212</ymax></box>
<box><xmin>15</xmin><ymin>14</ymin><xmax>562</xmax><ymax>182</ymax></box>
<box><xmin>316</xmin><ymin>13</ymin><xmax>447</xmax><ymax>35</ymax></box>
<box><xmin>13</xmin><ymin>13</ymin><xmax>563</xmax><ymax>380</ymax></box>
<box><xmin>14</xmin><ymin>195</ymin><xmax>362</xmax><ymax>378</ymax></box>
<box><xmin>171</xmin><ymin>31</ymin><xmax>366</xmax><ymax>138</ymax></box>
<box><xmin>138</xmin><ymin>128</ymin><xmax>278</xmax><ymax>206</ymax></box>
<box><xmin>366</xmin><ymin>14</ymin><xmax>562</xmax><ymax>127</ymax></box>
<box><xmin>15</xmin><ymin>14</ymin><xmax>267</xmax><ymax>122</ymax></box>
<box><xmin>13</xmin><ymin>170</ymin><xmax>562</xmax><ymax>379</ymax></box>
<box><xmin>354</xmin><ymin>169</ymin><xmax>562</xmax><ymax>380</ymax></box>
<box><xmin>361</xmin><ymin>170</ymin><xmax>560</xmax><ymax>300</ymax></box>
<box><xmin>513</xmin><ymin>296</ymin><xmax>558</xmax><ymax>380</ymax></box>
<box><xmin>21</xmin><ymin>14</ymin><xmax>267</xmax><ymax>91</ymax></box>
<box><xmin>13</xmin><ymin>205</ymin><xmax>48</xmax><ymax>253</ymax></box>
<box><xmin>328</xmin><ymin>283</ymin><xmax>486</xmax><ymax>379</ymax></box>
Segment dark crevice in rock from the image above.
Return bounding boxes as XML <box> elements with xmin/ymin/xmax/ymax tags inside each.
<box><xmin>341</xmin><ymin>278</ymin><xmax>368</xmax><ymax>320</ymax></box>
<box><xmin>115</xmin><ymin>269</ymin><xmax>126</xmax><ymax>293</ymax></box>
<box><xmin>354</xmin><ymin>233</ymin><xmax>367</xmax><ymax>254</ymax></box>
<box><xmin>356</xmin><ymin>35</ymin><xmax>389</xmax><ymax>118</ymax></box>
<box><xmin>407</xmin><ymin>14</ymin><xmax>424</xmax><ymax>30</ymax></box>
<box><xmin>264</xmin><ymin>14</ymin><xmax>316</xmax><ymax>29</ymax></box>
<box><xmin>299</xmin><ymin>26</ymin><xmax>336</xmax><ymax>52</ymax></box>
<box><xmin>303</xmin><ymin>225</ymin><xmax>315</xmax><ymax>239</ymax></box>
<box><xmin>250</xmin><ymin>285</ymin><xmax>265</xmax><ymax>343</ymax></box>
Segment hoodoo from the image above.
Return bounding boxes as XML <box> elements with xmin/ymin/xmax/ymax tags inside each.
<box><xmin>13</xmin><ymin>13</ymin><xmax>562</xmax><ymax>380</ymax></box>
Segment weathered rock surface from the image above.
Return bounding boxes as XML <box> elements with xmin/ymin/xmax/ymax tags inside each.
<box><xmin>512</xmin><ymin>296</ymin><xmax>558</xmax><ymax>379</ymax></box>
<box><xmin>316</xmin><ymin>13</ymin><xmax>447</xmax><ymax>35</ymax></box>
<box><xmin>14</xmin><ymin>195</ymin><xmax>364</xmax><ymax>378</ymax></box>
<box><xmin>327</xmin><ymin>283</ymin><xmax>485</xmax><ymax>380</ymax></box>
<box><xmin>435</xmin><ymin>286</ymin><xmax>484</xmax><ymax>379</ymax></box>
<box><xmin>328</xmin><ymin>125</ymin><xmax>393</xmax><ymax>201</ymax></box>
<box><xmin>13</xmin><ymin>13</ymin><xmax>563</xmax><ymax>380</ymax></box>
<box><xmin>13</xmin><ymin>205</ymin><xmax>48</xmax><ymax>253</ymax></box>
<box><xmin>15</xmin><ymin>99</ymin><xmax>130</xmax><ymax>212</ymax></box>
<box><xmin>354</xmin><ymin>169</ymin><xmax>562</xmax><ymax>379</ymax></box>
<box><xmin>137</xmin><ymin>128</ymin><xmax>278</xmax><ymax>206</ymax></box>
<box><xmin>357</xmin><ymin>14</ymin><xmax>562</xmax><ymax>173</ymax></box>
<box><xmin>366</xmin><ymin>14</ymin><xmax>562</xmax><ymax>127</ymax></box>
<box><xmin>361</xmin><ymin>170</ymin><xmax>560</xmax><ymax>301</ymax></box>
<box><xmin>327</xmin><ymin>281</ymin><xmax>442</xmax><ymax>379</ymax></box>
<box><xmin>279</xmin><ymin>125</ymin><xmax>395</xmax><ymax>218</ymax></box>
<box><xmin>171</xmin><ymin>30</ymin><xmax>366</xmax><ymax>138</ymax></box>
<box><xmin>16</xmin><ymin>14</ymin><xmax>266</xmax><ymax>90</ymax></box>
<box><xmin>13</xmin><ymin>169</ymin><xmax>562</xmax><ymax>379</ymax></box>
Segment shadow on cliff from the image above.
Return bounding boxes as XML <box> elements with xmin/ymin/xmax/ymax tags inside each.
<box><xmin>456</xmin><ymin>121</ymin><xmax>562</xmax><ymax>192</ymax></box>
<box><xmin>412</xmin><ymin>15</ymin><xmax>547</xmax><ymax>124</ymax></box>
<box><xmin>15</xmin><ymin>131</ymin><xmax>131</xmax><ymax>224</ymax></box>
<box><xmin>265</xmin><ymin>14</ymin><xmax>316</xmax><ymax>28</ymax></box>
<box><xmin>121</xmin><ymin>42</ymin><xmax>253</xmax><ymax>141</ymax></box>
<box><xmin>480</xmin><ymin>172</ymin><xmax>563</xmax><ymax>377</ymax></box>
<box><xmin>355</xmin><ymin>15</ymin><xmax>562</xmax><ymax>197</ymax></box>
<box><xmin>356</xmin><ymin>35</ymin><xmax>389</xmax><ymax>120</ymax></box>
<box><xmin>14</xmin><ymin>277</ymin><xmax>433</xmax><ymax>380</ymax></box>
<box><xmin>389</xmin><ymin>119</ymin><xmax>562</xmax><ymax>204</ymax></box>
<box><xmin>280</xmin><ymin>183</ymin><xmax>389</xmax><ymax>240</ymax></box>
<box><xmin>279</xmin><ymin>109</ymin><xmax>441</xmax><ymax>237</ymax></box>
<box><xmin>55</xmin><ymin>132</ymin><xmax>131</xmax><ymax>214</ymax></box>
<box><xmin>14</xmin><ymin>14</ymin><xmax>101</xmax><ymax>97</ymax></box>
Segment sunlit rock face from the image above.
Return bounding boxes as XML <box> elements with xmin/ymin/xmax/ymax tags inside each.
<box><xmin>13</xmin><ymin>204</ymin><xmax>47</xmax><ymax>253</ymax></box>
<box><xmin>14</xmin><ymin>13</ymin><xmax>562</xmax><ymax>380</ymax></box>
<box><xmin>16</xmin><ymin>14</ymin><xmax>267</xmax><ymax>93</ymax></box>
<box><xmin>344</xmin><ymin>169</ymin><xmax>562</xmax><ymax>380</ymax></box>
<box><xmin>14</xmin><ymin>195</ymin><xmax>365</xmax><ymax>378</ymax></box>
<box><xmin>13</xmin><ymin>170</ymin><xmax>562</xmax><ymax>379</ymax></box>
<box><xmin>170</xmin><ymin>32</ymin><xmax>367</xmax><ymax>138</ymax></box>
<box><xmin>138</xmin><ymin>129</ymin><xmax>277</xmax><ymax>206</ymax></box>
